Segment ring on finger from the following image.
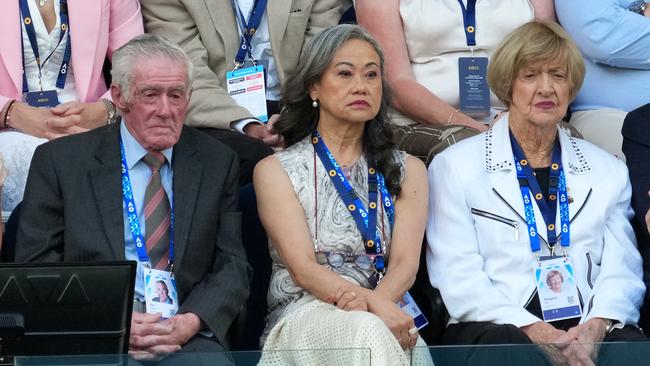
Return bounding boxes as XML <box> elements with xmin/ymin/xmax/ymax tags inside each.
<box><xmin>408</xmin><ymin>327</ymin><xmax>418</xmax><ymax>335</ymax></box>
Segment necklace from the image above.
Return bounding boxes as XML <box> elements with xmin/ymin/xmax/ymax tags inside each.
<box><xmin>39</xmin><ymin>0</ymin><xmax>47</xmax><ymax>7</ymax></box>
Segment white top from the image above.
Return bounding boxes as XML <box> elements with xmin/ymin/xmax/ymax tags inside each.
<box><xmin>234</xmin><ymin>0</ymin><xmax>280</xmax><ymax>101</ymax></box>
<box><xmin>399</xmin><ymin>0</ymin><xmax>533</xmax><ymax>112</ymax></box>
<box><xmin>21</xmin><ymin>0</ymin><xmax>78</xmax><ymax>103</ymax></box>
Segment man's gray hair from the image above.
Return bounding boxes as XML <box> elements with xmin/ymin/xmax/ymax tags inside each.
<box><xmin>111</xmin><ymin>34</ymin><xmax>194</xmax><ymax>100</ymax></box>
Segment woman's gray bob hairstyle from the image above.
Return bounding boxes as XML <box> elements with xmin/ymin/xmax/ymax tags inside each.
<box><xmin>110</xmin><ymin>34</ymin><xmax>194</xmax><ymax>100</ymax></box>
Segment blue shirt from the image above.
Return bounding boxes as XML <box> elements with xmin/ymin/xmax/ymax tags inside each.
<box><xmin>556</xmin><ymin>0</ymin><xmax>650</xmax><ymax>112</ymax></box>
<box><xmin>120</xmin><ymin>122</ymin><xmax>174</xmax><ymax>300</ymax></box>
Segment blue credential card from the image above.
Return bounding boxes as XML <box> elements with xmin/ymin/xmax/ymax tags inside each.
<box><xmin>400</xmin><ymin>291</ymin><xmax>429</xmax><ymax>329</ymax></box>
<box><xmin>24</xmin><ymin>90</ymin><xmax>60</xmax><ymax>108</ymax></box>
<box><xmin>458</xmin><ymin>57</ymin><xmax>490</xmax><ymax>118</ymax></box>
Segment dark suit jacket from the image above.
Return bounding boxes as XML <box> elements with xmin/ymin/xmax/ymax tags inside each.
<box><xmin>623</xmin><ymin>103</ymin><xmax>650</xmax><ymax>239</ymax></box>
<box><xmin>622</xmin><ymin>103</ymin><xmax>650</xmax><ymax>329</ymax></box>
<box><xmin>16</xmin><ymin>123</ymin><xmax>251</xmax><ymax>345</ymax></box>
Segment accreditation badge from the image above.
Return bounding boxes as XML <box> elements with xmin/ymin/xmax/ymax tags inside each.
<box><xmin>398</xmin><ymin>291</ymin><xmax>429</xmax><ymax>330</ymax></box>
<box><xmin>143</xmin><ymin>267</ymin><xmax>179</xmax><ymax>319</ymax></box>
<box><xmin>458</xmin><ymin>57</ymin><xmax>490</xmax><ymax>120</ymax></box>
<box><xmin>23</xmin><ymin>90</ymin><xmax>60</xmax><ymax>108</ymax></box>
<box><xmin>226</xmin><ymin>64</ymin><xmax>268</xmax><ymax>122</ymax></box>
<box><xmin>533</xmin><ymin>256</ymin><xmax>582</xmax><ymax>322</ymax></box>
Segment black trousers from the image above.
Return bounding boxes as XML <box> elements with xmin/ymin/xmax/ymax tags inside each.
<box><xmin>441</xmin><ymin>321</ymin><xmax>647</xmax><ymax>366</ymax></box>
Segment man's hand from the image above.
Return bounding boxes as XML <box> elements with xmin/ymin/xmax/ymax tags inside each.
<box><xmin>243</xmin><ymin>114</ymin><xmax>284</xmax><ymax>148</ymax></box>
<box><xmin>129</xmin><ymin>312</ymin><xmax>202</xmax><ymax>361</ymax></box>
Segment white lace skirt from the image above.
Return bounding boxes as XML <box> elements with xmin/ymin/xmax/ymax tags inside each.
<box><xmin>260</xmin><ymin>299</ymin><xmax>434</xmax><ymax>366</ymax></box>
<box><xmin>0</xmin><ymin>131</ymin><xmax>47</xmax><ymax>212</ymax></box>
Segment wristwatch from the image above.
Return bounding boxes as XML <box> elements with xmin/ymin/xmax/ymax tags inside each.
<box><xmin>100</xmin><ymin>98</ymin><xmax>117</xmax><ymax>125</ymax></box>
<box><xmin>628</xmin><ymin>0</ymin><xmax>648</xmax><ymax>15</ymax></box>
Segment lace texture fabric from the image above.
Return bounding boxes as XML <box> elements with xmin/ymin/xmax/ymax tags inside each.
<box><xmin>260</xmin><ymin>137</ymin><xmax>433</xmax><ymax>365</ymax></box>
<box><xmin>0</xmin><ymin>131</ymin><xmax>47</xmax><ymax>212</ymax></box>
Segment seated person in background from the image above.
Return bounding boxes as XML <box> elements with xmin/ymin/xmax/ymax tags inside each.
<box><xmin>255</xmin><ymin>25</ymin><xmax>433</xmax><ymax>365</ymax></box>
<box><xmin>140</xmin><ymin>0</ymin><xmax>349</xmax><ymax>185</ymax></box>
<box><xmin>427</xmin><ymin>22</ymin><xmax>646</xmax><ymax>365</ymax></box>
<box><xmin>356</xmin><ymin>0</ymin><xmax>558</xmax><ymax>163</ymax></box>
<box><xmin>556</xmin><ymin>0</ymin><xmax>650</xmax><ymax>159</ymax></box>
<box><xmin>0</xmin><ymin>0</ymin><xmax>143</xmax><ymax>213</ymax></box>
<box><xmin>16</xmin><ymin>34</ymin><xmax>251</xmax><ymax>360</ymax></box>
<box><xmin>622</xmin><ymin>103</ymin><xmax>650</xmax><ymax>330</ymax></box>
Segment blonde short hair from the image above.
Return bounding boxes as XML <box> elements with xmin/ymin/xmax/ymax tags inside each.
<box><xmin>487</xmin><ymin>21</ymin><xmax>585</xmax><ymax>108</ymax></box>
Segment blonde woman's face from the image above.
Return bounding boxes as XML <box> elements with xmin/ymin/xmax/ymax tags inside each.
<box><xmin>509</xmin><ymin>61</ymin><xmax>571</xmax><ymax>129</ymax></box>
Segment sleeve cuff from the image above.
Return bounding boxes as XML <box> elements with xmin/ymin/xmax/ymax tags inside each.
<box><xmin>231</xmin><ymin>118</ymin><xmax>263</xmax><ymax>134</ymax></box>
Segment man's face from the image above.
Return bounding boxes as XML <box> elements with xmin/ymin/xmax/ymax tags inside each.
<box><xmin>112</xmin><ymin>57</ymin><xmax>190</xmax><ymax>151</ymax></box>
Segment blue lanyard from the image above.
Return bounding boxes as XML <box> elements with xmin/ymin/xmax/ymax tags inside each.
<box><xmin>119</xmin><ymin>140</ymin><xmax>175</xmax><ymax>267</ymax></box>
<box><xmin>230</xmin><ymin>0</ymin><xmax>268</xmax><ymax>67</ymax></box>
<box><xmin>457</xmin><ymin>0</ymin><xmax>477</xmax><ymax>47</ymax></box>
<box><xmin>312</xmin><ymin>131</ymin><xmax>395</xmax><ymax>273</ymax></box>
<box><xmin>510</xmin><ymin>132</ymin><xmax>570</xmax><ymax>255</ymax></box>
<box><xmin>19</xmin><ymin>0</ymin><xmax>72</xmax><ymax>93</ymax></box>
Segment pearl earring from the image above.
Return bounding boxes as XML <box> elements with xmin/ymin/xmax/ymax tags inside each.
<box><xmin>312</xmin><ymin>100</ymin><xmax>318</xmax><ymax>108</ymax></box>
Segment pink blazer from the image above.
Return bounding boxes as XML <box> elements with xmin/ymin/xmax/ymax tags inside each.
<box><xmin>0</xmin><ymin>0</ymin><xmax>144</xmax><ymax>108</ymax></box>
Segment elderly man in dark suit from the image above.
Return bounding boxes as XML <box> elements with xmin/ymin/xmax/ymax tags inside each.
<box><xmin>16</xmin><ymin>34</ymin><xmax>250</xmax><ymax>360</ymax></box>
<box><xmin>623</xmin><ymin>102</ymin><xmax>650</xmax><ymax>331</ymax></box>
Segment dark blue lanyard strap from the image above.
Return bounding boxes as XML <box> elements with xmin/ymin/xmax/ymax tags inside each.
<box><xmin>231</xmin><ymin>0</ymin><xmax>267</xmax><ymax>66</ymax></box>
<box><xmin>19</xmin><ymin>0</ymin><xmax>71</xmax><ymax>93</ymax></box>
<box><xmin>311</xmin><ymin>131</ymin><xmax>395</xmax><ymax>273</ymax></box>
<box><xmin>511</xmin><ymin>131</ymin><xmax>570</xmax><ymax>254</ymax></box>
<box><xmin>457</xmin><ymin>0</ymin><xmax>477</xmax><ymax>47</ymax></box>
<box><xmin>120</xmin><ymin>140</ymin><xmax>175</xmax><ymax>267</ymax></box>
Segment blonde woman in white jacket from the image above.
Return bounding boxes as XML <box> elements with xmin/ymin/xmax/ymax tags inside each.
<box><xmin>427</xmin><ymin>22</ymin><xmax>647</xmax><ymax>366</ymax></box>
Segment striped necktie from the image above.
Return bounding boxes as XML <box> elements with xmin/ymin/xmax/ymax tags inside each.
<box><xmin>142</xmin><ymin>152</ymin><xmax>171</xmax><ymax>270</ymax></box>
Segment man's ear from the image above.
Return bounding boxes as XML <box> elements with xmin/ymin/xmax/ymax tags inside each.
<box><xmin>110</xmin><ymin>84</ymin><xmax>129</xmax><ymax>113</ymax></box>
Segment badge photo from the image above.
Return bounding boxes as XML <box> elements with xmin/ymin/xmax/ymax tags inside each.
<box><xmin>144</xmin><ymin>268</ymin><xmax>179</xmax><ymax>319</ymax></box>
<box><xmin>534</xmin><ymin>256</ymin><xmax>582</xmax><ymax>322</ymax></box>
